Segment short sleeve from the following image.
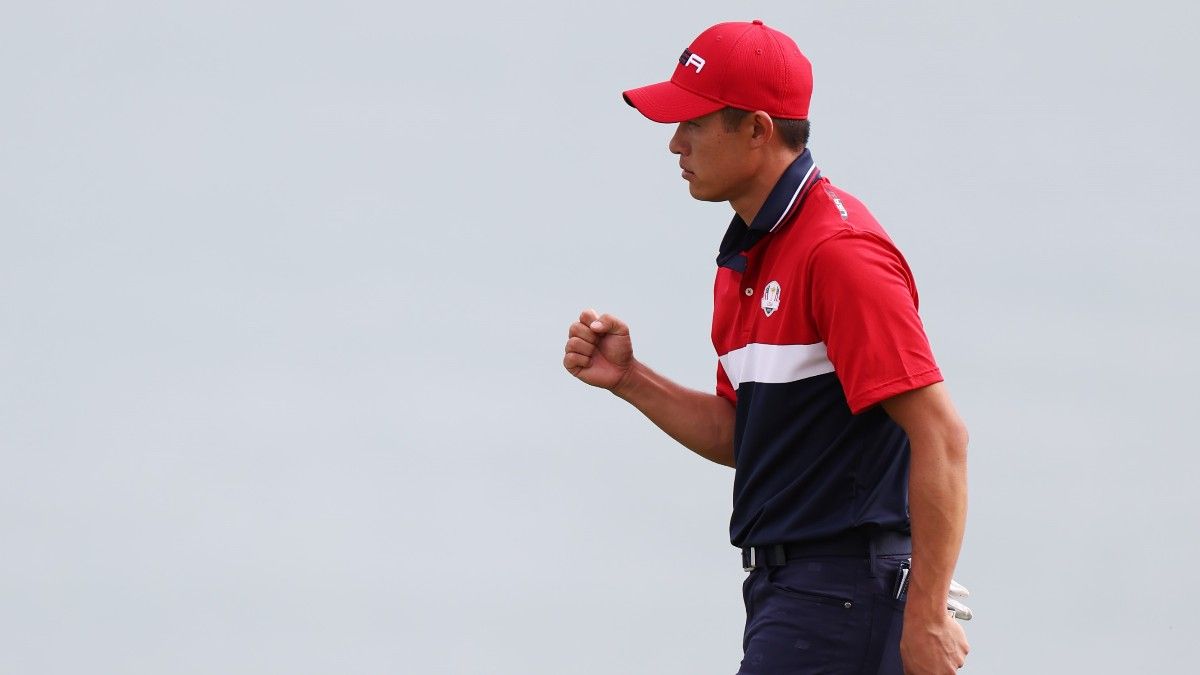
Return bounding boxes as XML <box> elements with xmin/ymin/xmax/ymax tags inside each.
<box><xmin>808</xmin><ymin>232</ymin><xmax>942</xmax><ymax>413</ymax></box>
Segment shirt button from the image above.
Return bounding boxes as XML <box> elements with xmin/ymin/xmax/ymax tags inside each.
<box><xmin>744</xmin><ymin>288</ymin><xmax>753</xmax><ymax>296</ymax></box>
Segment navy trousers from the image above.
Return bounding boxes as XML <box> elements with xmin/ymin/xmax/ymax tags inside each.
<box><xmin>736</xmin><ymin>553</ymin><xmax>910</xmax><ymax>674</ymax></box>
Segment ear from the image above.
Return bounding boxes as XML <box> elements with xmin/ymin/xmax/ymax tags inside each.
<box><xmin>748</xmin><ymin>111</ymin><xmax>774</xmax><ymax>148</ymax></box>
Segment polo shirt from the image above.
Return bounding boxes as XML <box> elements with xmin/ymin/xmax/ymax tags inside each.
<box><xmin>712</xmin><ymin>150</ymin><xmax>943</xmax><ymax>548</ymax></box>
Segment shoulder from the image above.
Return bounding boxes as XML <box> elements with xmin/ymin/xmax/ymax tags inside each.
<box><xmin>791</xmin><ymin>180</ymin><xmax>906</xmax><ymax>267</ymax></box>
<box><xmin>777</xmin><ymin>178</ymin><xmax>891</xmax><ymax>248</ymax></box>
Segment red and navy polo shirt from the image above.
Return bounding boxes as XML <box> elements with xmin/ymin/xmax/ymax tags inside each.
<box><xmin>712</xmin><ymin>149</ymin><xmax>943</xmax><ymax>548</ymax></box>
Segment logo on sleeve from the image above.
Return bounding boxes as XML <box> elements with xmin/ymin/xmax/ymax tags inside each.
<box><xmin>761</xmin><ymin>281</ymin><xmax>781</xmax><ymax>317</ymax></box>
<box><xmin>823</xmin><ymin>185</ymin><xmax>848</xmax><ymax>220</ymax></box>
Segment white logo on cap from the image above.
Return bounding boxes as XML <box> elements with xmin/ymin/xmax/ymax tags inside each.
<box><xmin>678</xmin><ymin>49</ymin><xmax>707</xmax><ymax>73</ymax></box>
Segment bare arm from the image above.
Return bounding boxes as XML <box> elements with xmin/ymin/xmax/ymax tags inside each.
<box><xmin>612</xmin><ymin>359</ymin><xmax>736</xmax><ymax>466</ymax></box>
<box><xmin>880</xmin><ymin>382</ymin><xmax>970</xmax><ymax>674</ymax></box>
<box><xmin>563</xmin><ymin>309</ymin><xmax>736</xmax><ymax>467</ymax></box>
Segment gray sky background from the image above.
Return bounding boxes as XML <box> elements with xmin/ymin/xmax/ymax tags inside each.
<box><xmin>2</xmin><ymin>1</ymin><xmax>1197</xmax><ymax>673</ymax></box>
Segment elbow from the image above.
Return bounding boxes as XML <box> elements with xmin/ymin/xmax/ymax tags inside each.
<box><xmin>944</xmin><ymin>417</ymin><xmax>969</xmax><ymax>466</ymax></box>
<box><xmin>710</xmin><ymin>397</ymin><xmax>737</xmax><ymax>467</ymax></box>
<box><xmin>908</xmin><ymin>415</ymin><xmax>968</xmax><ymax>466</ymax></box>
<box><xmin>950</xmin><ymin>414</ymin><xmax>968</xmax><ymax>447</ymax></box>
<box><xmin>703</xmin><ymin>432</ymin><xmax>737</xmax><ymax>468</ymax></box>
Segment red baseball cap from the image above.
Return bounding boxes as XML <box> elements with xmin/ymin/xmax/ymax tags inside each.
<box><xmin>623</xmin><ymin>20</ymin><xmax>813</xmax><ymax>123</ymax></box>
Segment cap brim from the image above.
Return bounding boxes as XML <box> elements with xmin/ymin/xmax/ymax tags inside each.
<box><xmin>622</xmin><ymin>80</ymin><xmax>725</xmax><ymax>123</ymax></box>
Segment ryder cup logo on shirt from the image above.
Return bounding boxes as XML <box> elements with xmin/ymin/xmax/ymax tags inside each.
<box><xmin>761</xmin><ymin>281</ymin><xmax>781</xmax><ymax>317</ymax></box>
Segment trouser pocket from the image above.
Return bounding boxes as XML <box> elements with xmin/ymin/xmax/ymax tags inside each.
<box><xmin>736</xmin><ymin>562</ymin><xmax>867</xmax><ymax>674</ymax></box>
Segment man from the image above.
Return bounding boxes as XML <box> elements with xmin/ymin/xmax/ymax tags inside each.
<box><xmin>563</xmin><ymin>20</ymin><xmax>969</xmax><ymax>674</ymax></box>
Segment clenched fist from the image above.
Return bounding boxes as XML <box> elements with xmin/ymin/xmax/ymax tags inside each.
<box><xmin>563</xmin><ymin>309</ymin><xmax>635</xmax><ymax>392</ymax></box>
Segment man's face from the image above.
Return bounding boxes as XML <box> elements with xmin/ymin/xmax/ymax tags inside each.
<box><xmin>669</xmin><ymin>109</ymin><xmax>756</xmax><ymax>203</ymax></box>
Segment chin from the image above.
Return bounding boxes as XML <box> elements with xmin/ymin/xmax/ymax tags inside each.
<box><xmin>687</xmin><ymin>184</ymin><xmax>725</xmax><ymax>203</ymax></box>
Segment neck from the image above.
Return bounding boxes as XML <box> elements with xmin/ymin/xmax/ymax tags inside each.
<box><xmin>729</xmin><ymin>149</ymin><xmax>803</xmax><ymax>225</ymax></box>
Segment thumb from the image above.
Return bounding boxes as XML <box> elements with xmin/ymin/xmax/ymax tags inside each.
<box><xmin>590</xmin><ymin>313</ymin><xmax>630</xmax><ymax>337</ymax></box>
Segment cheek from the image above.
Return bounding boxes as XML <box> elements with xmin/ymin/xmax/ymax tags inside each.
<box><xmin>700</xmin><ymin>150</ymin><xmax>730</xmax><ymax>179</ymax></box>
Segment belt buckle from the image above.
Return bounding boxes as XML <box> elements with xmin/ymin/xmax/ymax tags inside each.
<box><xmin>742</xmin><ymin>547</ymin><xmax>757</xmax><ymax>572</ymax></box>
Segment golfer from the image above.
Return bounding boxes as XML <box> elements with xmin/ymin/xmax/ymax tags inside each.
<box><xmin>563</xmin><ymin>20</ymin><xmax>969</xmax><ymax>674</ymax></box>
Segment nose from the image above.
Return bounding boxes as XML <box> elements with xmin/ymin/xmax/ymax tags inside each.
<box><xmin>668</xmin><ymin>123</ymin><xmax>686</xmax><ymax>155</ymax></box>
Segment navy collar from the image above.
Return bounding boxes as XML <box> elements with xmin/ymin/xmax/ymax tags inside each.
<box><xmin>716</xmin><ymin>149</ymin><xmax>821</xmax><ymax>271</ymax></box>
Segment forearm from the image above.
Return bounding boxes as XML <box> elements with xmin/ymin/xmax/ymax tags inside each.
<box><xmin>613</xmin><ymin>360</ymin><xmax>736</xmax><ymax>467</ymax></box>
<box><xmin>905</xmin><ymin>421</ymin><xmax>969</xmax><ymax>618</ymax></box>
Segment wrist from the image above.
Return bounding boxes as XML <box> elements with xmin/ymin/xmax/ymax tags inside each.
<box><xmin>611</xmin><ymin>359</ymin><xmax>644</xmax><ymax>400</ymax></box>
<box><xmin>903</xmin><ymin>586</ymin><xmax>949</xmax><ymax>622</ymax></box>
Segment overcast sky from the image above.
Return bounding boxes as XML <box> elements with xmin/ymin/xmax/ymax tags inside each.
<box><xmin>2</xmin><ymin>1</ymin><xmax>1197</xmax><ymax>673</ymax></box>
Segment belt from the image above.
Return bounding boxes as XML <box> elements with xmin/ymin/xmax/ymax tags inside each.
<box><xmin>740</xmin><ymin>530</ymin><xmax>911</xmax><ymax>572</ymax></box>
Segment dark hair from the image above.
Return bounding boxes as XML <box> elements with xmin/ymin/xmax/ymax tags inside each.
<box><xmin>719</xmin><ymin>107</ymin><xmax>810</xmax><ymax>152</ymax></box>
